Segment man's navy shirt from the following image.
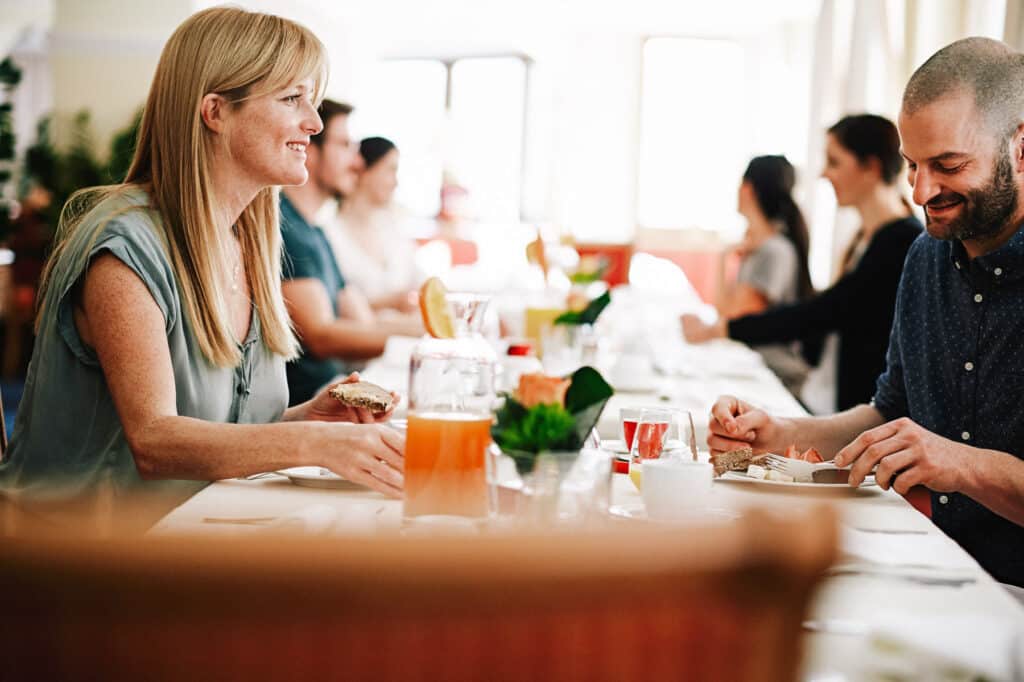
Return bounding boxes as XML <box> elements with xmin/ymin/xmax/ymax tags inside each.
<box><xmin>874</xmin><ymin>226</ymin><xmax>1024</xmax><ymax>586</ymax></box>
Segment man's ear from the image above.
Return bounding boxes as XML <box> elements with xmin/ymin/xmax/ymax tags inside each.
<box><xmin>200</xmin><ymin>93</ymin><xmax>229</xmax><ymax>134</ymax></box>
<box><xmin>1015</xmin><ymin>123</ymin><xmax>1024</xmax><ymax>171</ymax></box>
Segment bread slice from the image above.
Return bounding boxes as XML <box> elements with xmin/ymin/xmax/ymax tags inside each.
<box><xmin>328</xmin><ymin>381</ymin><xmax>395</xmax><ymax>413</ymax></box>
<box><xmin>710</xmin><ymin>445</ymin><xmax>754</xmax><ymax>477</ymax></box>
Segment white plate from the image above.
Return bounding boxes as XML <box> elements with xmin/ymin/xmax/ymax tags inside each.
<box><xmin>600</xmin><ymin>439</ymin><xmax>685</xmax><ymax>455</ymax></box>
<box><xmin>275</xmin><ymin>466</ymin><xmax>360</xmax><ymax>490</ymax></box>
<box><xmin>608</xmin><ymin>503</ymin><xmax>739</xmax><ymax>525</ymax></box>
<box><xmin>719</xmin><ymin>471</ymin><xmax>878</xmax><ymax>489</ymax></box>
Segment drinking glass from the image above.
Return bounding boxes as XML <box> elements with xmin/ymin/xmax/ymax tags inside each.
<box><xmin>628</xmin><ymin>408</ymin><xmax>689</xmax><ymax>491</ymax></box>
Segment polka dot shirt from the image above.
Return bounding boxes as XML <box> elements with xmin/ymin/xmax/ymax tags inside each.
<box><xmin>873</xmin><ymin>226</ymin><xmax>1024</xmax><ymax>586</ymax></box>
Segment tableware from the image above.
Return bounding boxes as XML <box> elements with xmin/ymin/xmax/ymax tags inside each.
<box><xmin>276</xmin><ymin>466</ymin><xmax>358</xmax><ymax>489</ymax></box>
<box><xmin>405</xmin><ymin>293</ymin><xmax>495</xmax><ymax>522</ymax></box>
<box><xmin>608</xmin><ymin>502</ymin><xmax>738</xmax><ymax>525</ymax></box>
<box><xmin>601</xmin><ymin>438</ymin><xmax>685</xmax><ymax>455</ymax></box>
<box><xmin>719</xmin><ymin>471</ymin><xmax>878</xmax><ymax>489</ymax></box>
<box><xmin>628</xmin><ymin>408</ymin><xmax>689</xmax><ymax>491</ymax></box>
<box><xmin>642</xmin><ymin>459</ymin><xmax>713</xmax><ymax>521</ymax></box>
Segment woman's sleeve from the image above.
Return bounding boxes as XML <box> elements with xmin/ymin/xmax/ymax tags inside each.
<box><xmin>727</xmin><ymin>227</ymin><xmax>910</xmax><ymax>346</ymax></box>
<box><xmin>56</xmin><ymin>216</ymin><xmax>178</xmax><ymax>367</ymax></box>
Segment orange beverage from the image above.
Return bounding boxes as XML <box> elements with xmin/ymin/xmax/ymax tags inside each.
<box><xmin>404</xmin><ymin>412</ymin><xmax>492</xmax><ymax>518</ymax></box>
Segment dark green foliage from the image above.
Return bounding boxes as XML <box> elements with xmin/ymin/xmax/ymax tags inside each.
<box><xmin>491</xmin><ymin>366</ymin><xmax>614</xmax><ymax>474</ymax></box>
<box><xmin>554</xmin><ymin>290</ymin><xmax>611</xmax><ymax>326</ymax></box>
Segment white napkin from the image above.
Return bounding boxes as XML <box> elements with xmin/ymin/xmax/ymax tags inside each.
<box><xmin>841</xmin><ymin>526</ymin><xmax>978</xmax><ymax>570</ymax></box>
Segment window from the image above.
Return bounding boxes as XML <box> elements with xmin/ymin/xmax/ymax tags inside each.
<box><xmin>636</xmin><ymin>37</ymin><xmax>747</xmax><ymax>234</ymax></box>
<box><xmin>353</xmin><ymin>55</ymin><xmax>530</xmax><ymax>223</ymax></box>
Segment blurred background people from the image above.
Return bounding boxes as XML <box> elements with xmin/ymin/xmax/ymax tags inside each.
<box><xmin>715</xmin><ymin>155</ymin><xmax>815</xmax><ymax>393</ymax></box>
<box><xmin>326</xmin><ymin>136</ymin><xmax>422</xmax><ymax>313</ymax></box>
<box><xmin>683</xmin><ymin>114</ymin><xmax>922</xmax><ymax>414</ymax></box>
<box><xmin>281</xmin><ymin>101</ymin><xmax>422</xmax><ymax>406</ymax></box>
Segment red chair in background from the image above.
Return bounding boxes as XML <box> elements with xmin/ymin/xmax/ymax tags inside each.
<box><xmin>573</xmin><ymin>242</ymin><xmax>634</xmax><ymax>287</ymax></box>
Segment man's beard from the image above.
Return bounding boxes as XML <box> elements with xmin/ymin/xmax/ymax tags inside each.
<box><xmin>926</xmin><ymin>153</ymin><xmax>1018</xmax><ymax>242</ymax></box>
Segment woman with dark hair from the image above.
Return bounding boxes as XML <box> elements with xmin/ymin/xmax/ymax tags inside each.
<box><xmin>716</xmin><ymin>155</ymin><xmax>815</xmax><ymax>393</ymax></box>
<box><xmin>326</xmin><ymin>136</ymin><xmax>421</xmax><ymax>313</ymax></box>
<box><xmin>683</xmin><ymin>114</ymin><xmax>923</xmax><ymax>413</ymax></box>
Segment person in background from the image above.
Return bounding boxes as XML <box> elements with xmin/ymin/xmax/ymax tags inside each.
<box><xmin>683</xmin><ymin>115</ymin><xmax>921</xmax><ymax>413</ymax></box>
<box><xmin>709</xmin><ymin>37</ymin><xmax>1024</xmax><ymax>589</ymax></box>
<box><xmin>0</xmin><ymin>7</ymin><xmax>404</xmax><ymax>531</ymax></box>
<box><xmin>326</xmin><ymin>136</ymin><xmax>422</xmax><ymax>314</ymax></box>
<box><xmin>281</xmin><ymin>104</ymin><xmax>422</xmax><ymax>406</ymax></box>
<box><xmin>714</xmin><ymin>155</ymin><xmax>815</xmax><ymax>394</ymax></box>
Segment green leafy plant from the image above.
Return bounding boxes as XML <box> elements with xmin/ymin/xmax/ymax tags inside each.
<box><xmin>554</xmin><ymin>290</ymin><xmax>611</xmax><ymax>326</ymax></box>
<box><xmin>0</xmin><ymin>57</ymin><xmax>22</xmax><ymax>241</ymax></box>
<box><xmin>23</xmin><ymin>108</ymin><xmax>142</xmax><ymax>231</ymax></box>
<box><xmin>492</xmin><ymin>366</ymin><xmax>614</xmax><ymax>474</ymax></box>
<box><xmin>568</xmin><ymin>255</ymin><xmax>610</xmax><ymax>284</ymax></box>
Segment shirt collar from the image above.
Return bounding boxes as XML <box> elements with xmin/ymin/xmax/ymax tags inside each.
<box><xmin>948</xmin><ymin>224</ymin><xmax>1024</xmax><ymax>281</ymax></box>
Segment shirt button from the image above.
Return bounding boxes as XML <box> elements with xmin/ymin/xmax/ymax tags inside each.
<box><xmin>995</xmin><ymin>267</ymin><xmax>1003</xmax><ymax>276</ymax></box>
<box><xmin>964</xmin><ymin>361</ymin><xmax>974</xmax><ymax>371</ymax></box>
<box><xmin>939</xmin><ymin>495</ymin><xmax>949</xmax><ymax>504</ymax></box>
<box><xmin>955</xmin><ymin>261</ymin><xmax>962</xmax><ymax>270</ymax></box>
<box><xmin>973</xmin><ymin>293</ymin><xmax>983</xmax><ymax>303</ymax></box>
<box><xmin>961</xmin><ymin>431</ymin><xmax>971</xmax><ymax>441</ymax></box>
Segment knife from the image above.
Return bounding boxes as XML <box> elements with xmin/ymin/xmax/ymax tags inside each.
<box><xmin>811</xmin><ymin>468</ymin><xmax>850</xmax><ymax>484</ymax></box>
<box><xmin>687</xmin><ymin>412</ymin><xmax>698</xmax><ymax>462</ymax></box>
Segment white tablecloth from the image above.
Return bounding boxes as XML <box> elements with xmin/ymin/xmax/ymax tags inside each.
<box><xmin>154</xmin><ymin>337</ymin><xmax>1024</xmax><ymax>680</ymax></box>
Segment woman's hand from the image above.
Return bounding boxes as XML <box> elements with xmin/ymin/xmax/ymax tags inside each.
<box><xmin>681</xmin><ymin>314</ymin><xmax>726</xmax><ymax>343</ymax></box>
<box><xmin>315</xmin><ymin>422</ymin><xmax>405</xmax><ymax>498</ymax></box>
<box><xmin>707</xmin><ymin>395</ymin><xmax>790</xmax><ymax>455</ymax></box>
<box><xmin>303</xmin><ymin>372</ymin><xmax>400</xmax><ymax>424</ymax></box>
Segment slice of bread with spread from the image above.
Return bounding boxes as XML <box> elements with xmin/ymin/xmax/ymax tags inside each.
<box><xmin>329</xmin><ymin>381</ymin><xmax>395</xmax><ymax>413</ymax></box>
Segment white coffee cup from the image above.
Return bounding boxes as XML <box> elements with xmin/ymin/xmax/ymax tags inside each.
<box><xmin>641</xmin><ymin>458</ymin><xmax>713</xmax><ymax>521</ymax></box>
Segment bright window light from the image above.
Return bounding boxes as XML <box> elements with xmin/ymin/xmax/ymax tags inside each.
<box><xmin>450</xmin><ymin>57</ymin><xmax>527</xmax><ymax>222</ymax></box>
<box><xmin>637</xmin><ymin>37</ymin><xmax>746</xmax><ymax>233</ymax></box>
<box><xmin>352</xmin><ymin>59</ymin><xmax>448</xmax><ymax>217</ymax></box>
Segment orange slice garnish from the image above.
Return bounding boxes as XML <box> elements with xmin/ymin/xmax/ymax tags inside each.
<box><xmin>418</xmin><ymin>277</ymin><xmax>455</xmax><ymax>339</ymax></box>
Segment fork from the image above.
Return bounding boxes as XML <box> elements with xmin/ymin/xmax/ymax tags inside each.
<box><xmin>763</xmin><ymin>454</ymin><xmax>838</xmax><ymax>481</ymax></box>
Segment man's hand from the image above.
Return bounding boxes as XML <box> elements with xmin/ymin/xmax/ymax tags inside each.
<box><xmin>834</xmin><ymin>417</ymin><xmax>971</xmax><ymax>493</ymax></box>
<box><xmin>707</xmin><ymin>395</ymin><xmax>790</xmax><ymax>455</ymax></box>
<box><xmin>304</xmin><ymin>373</ymin><xmax>399</xmax><ymax>424</ymax></box>
<box><xmin>681</xmin><ymin>314</ymin><xmax>726</xmax><ymax>344</ymax></box>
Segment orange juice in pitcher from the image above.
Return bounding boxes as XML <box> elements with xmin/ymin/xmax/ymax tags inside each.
<box><xmin>406</xmin><ymin>283</ymin><xmax>496</xmax><ymax>523</ymax></box>
<box><xmin>405</xmin><ymin>413</ymin><xmax>492</xmax><ymax>518</ymax></box>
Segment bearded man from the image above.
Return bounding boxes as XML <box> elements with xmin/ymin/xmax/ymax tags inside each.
<box><xmin>706</xmin><ymin>37</ymin><xmax>1024</xmax><ymax>589</ymax></box>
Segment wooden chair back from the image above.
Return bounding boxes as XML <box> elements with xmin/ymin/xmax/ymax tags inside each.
<box><xmin>0</xmin><ymin>508</ymin><xmax>837</xmax><ymax>681</ymax></box>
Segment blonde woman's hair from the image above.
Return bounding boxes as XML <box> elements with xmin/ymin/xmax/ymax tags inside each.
<box><xmin>37</xmin><ymin>6</ymin><xmax>328</xmax><ymax>366</ymax></box>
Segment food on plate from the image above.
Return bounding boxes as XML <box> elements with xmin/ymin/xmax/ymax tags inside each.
<box><xmin>714</xmin><ymin>443</ymin><xmax>827</xmax><ymax>482</ymax></box>
<box><xmin>746</xmin><ymin>463</ymin><xmax>768</xmax><ymax>480</ymax></box>
<box><xmin>784</xmin><ymin>444</ymin><xmax>823</xmax><ymax>462</ymax></box>
<box><xmin>710</xmin><ymin>446</ymin><xmax>769</xmax><ymax>477</ymax></box>
<box><xmin>329</xmin><ymin>381</ymin><xmax>395</xmax><ymax>413</ymax></box>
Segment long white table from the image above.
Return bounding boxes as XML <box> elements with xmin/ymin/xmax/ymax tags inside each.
<box><xmin>154</xmin><ymin>339</ymin><xmax>1024</xmax><ymax>680</ymax></box>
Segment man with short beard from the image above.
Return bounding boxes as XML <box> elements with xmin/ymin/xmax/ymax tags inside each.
<box><xmin>706</xmin><ymin>37</ymin><xmax>1024</xmax><ymax>590</ymax></box>
<box><xmin>280</xmin><ymin>99</ymin><xmax>422</xmax><ymax>405</ymax></box>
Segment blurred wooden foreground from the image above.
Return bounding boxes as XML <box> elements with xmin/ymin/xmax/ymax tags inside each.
<box><xmin>0</xmin><ymin>505</ymin><xmax>837</xmax><ymax>681</ymax></box>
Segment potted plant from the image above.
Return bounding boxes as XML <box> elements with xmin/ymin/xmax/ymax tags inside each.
<box><xmin>491</xmin><ymin>366</ymin><xmax>614</xmax><ymax>523</ymax></box>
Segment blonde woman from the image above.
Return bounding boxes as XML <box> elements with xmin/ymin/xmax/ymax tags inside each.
<box><xmin>0</xmin><ymin>7</ymin><xmax>404</xmax><ymax>529</ymax></box>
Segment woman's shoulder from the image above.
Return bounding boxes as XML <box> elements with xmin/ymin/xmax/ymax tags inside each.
<box><xmin>753</xmin><ymin>233</ymin><xmax>798</xmax><ymax>263</ymax></box>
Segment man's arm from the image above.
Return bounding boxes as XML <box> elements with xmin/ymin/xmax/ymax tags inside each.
<box><xmin>707</xmin><ymin>395</ymin><xmax>885</xmax><ymax>459</ymax></box>
<box><xmin>835</xmin><ymin>418</ymin><xmax>1024</xmax><ymax>527</ymax></box>
<box><xmin>283</xmin><ymin>278</ymin><xmax>420</xmax><ymax>361</ymax></box>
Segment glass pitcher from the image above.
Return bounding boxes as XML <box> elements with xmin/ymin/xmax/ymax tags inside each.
<box><xmin>404</xmin><ymin>293</ymin><xmax>497</xmax><ymax>522</ymax></box>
